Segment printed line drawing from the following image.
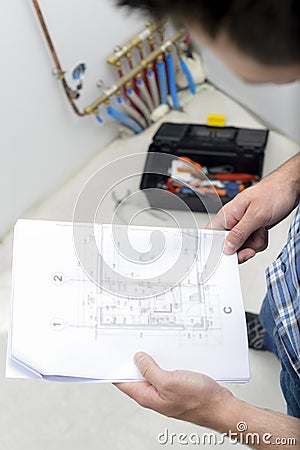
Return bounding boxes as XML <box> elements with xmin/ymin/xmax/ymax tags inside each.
<box><xmin>52</xmin><ymin>224</ymin><xmax>222</xmax><ymax>345</ymax></box>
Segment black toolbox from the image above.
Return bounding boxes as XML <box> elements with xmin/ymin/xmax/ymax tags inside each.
<box><xmin>140</xmin><ymin>122</ymin><xmax>269</xmax><ymax>214</ymax></box>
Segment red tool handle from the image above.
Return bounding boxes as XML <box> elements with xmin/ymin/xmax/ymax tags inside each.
<box><xmin>215</xmin><ymin>173</ymin><xmax>258</xmax><ymax>181</ymax></box>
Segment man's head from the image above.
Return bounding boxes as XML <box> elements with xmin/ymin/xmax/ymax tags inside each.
<box><xmin>118</xmin><ymin>0</ymin><xmax>300</xmax><ymax>83</ymax></box>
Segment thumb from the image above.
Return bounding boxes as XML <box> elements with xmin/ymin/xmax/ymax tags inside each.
<box><xmin>224</xmin><ymin>210</ymin><xmax>258</xmax><ymax>254</ymax></box>
<box><xmin>134</xmin><ymin>352</ymin><xmax>166</xmax><ymax>388</ymax></box>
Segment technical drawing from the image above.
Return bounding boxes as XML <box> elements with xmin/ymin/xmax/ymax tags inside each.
<box><xmin>51</xmin><ymin>224</ymin><xmax>223</xmax><ymax>345</ymax></box>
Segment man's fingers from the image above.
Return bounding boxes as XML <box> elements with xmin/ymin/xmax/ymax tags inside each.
<box><xmin>206</xmin><ymin>197</ymin><xmax>247</xmax><ymax>231</ymax></box>
<box><xmin>224</xmin><ymin>209</ymin><xmax>264</xmax><ymax>254</ymax></box>
<box><xmin>115</xmin><ymin>353</ymin><xmax>168</xmax><ymax>409</ymax></box>
<box><xmin>206</xmin><ymin>210</ymin><xmax>226</xmax><ymax>230</ymax></box>
<box><xmin>115</xmin><ymin>352</ymin><xmax>170</xmax><ymax>409</ymax></box>
<box><xmin>134</xmin><ymin>352</ymin><xmax>166</xmax><ymax>388</ymax></box>
<box><xmin>114</xmin><ymin>381</ymin><xmax>150</xmax><ymax>399</ymax></box>
<box><xmin>114</xmin><ymin>380</ymin><xmax>162</xmax><ymax>409</ymax></box>
<box><xmin>235</xmin><ymin>227</ymin><xmax>268</xmax><ymax>263</ymax></box>
<box><xmin>224</xmin><ymin>226</ymin><xmax>248</xmax><ymax>254</ymax></box>
<box><xmin>237</xmin><ymin>248</ymin><xmax>256</xmax><ymax>264</ymax></box>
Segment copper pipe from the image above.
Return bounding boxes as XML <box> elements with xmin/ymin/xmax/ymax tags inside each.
<box><xmin>31</xmin><ymin>0</ymin><xmax>86</xmax><ymax>116</ymax></box>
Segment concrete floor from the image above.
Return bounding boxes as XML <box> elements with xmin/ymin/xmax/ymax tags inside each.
<box><xmin>1</xmin><ymin>87</ymin><xmax>299</xmax><ymax>449</ymax></box>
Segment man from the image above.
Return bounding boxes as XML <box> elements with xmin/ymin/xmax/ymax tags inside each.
<box><xmin>115</xmin><ymin>1</ymin><xmax>300</xmax><ymax>447</ymax></box>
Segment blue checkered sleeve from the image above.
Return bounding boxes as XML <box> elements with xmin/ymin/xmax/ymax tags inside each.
<box><xmin>266</xmin><ymin>204</ymin><xmax>300</xmax><ymax>376</ymax></box>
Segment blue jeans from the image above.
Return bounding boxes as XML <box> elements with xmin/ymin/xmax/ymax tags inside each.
<box><xmin>259</xmin><ymin>295</ymin><xmax>300</xmax><ymax>418</ymax></box>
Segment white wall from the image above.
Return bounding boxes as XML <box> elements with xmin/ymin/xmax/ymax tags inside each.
<box><xmin>200</xmin><ymin>48</ymin><xmax>300</xmax><ymax>143</ymax></box>
<box><xmin>0</xmin><ymin>0</ymin><xmax>145</xmax><ymax>239</ymax></box>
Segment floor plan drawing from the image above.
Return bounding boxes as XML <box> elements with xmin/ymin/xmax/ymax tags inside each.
<box><xmin>51</xmin><ymin>223</ymin><xmax>223</xmax><ymax>345</ymax></box>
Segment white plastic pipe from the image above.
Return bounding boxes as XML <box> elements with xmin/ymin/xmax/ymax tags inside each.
<box><xmin>147</xmin><ymin>68</ymin><xmax>160</xmax><ymax>108</ymax></box>
<box><xmin>118</xmin><ymin>97</ymin><xmax>147</xmax><ymax>128</ymax></box>
<box><xmin>127</xmin><ymin>87</ymin><xmax>151</xmax><ymax>124</ymax></box>
<box><xmin>137</xmin><ymin>78</ymin><xmax>154</xmax><ymax>112</ymax></box>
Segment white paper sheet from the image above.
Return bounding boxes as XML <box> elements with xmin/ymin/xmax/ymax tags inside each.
<box><xmin>7</xmin><ymin>219</ymin><xmax>250</xmax><ymax>383</ymax></box>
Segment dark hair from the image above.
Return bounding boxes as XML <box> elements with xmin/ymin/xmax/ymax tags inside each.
<box><xmin>117</xmin><ymin>0</ymin><xmax>300</xmax><ymax>65</ymax></box>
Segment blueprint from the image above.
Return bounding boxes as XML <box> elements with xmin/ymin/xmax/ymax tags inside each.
<box><xmin>8</xmin><ymin>220</ymin><xmax>250</xmax><ymax>382</ymax></box>
<box><xmin>55</xmin><ymin>224</ymin><xmax>222</xmax><ymax>346</ymax></box>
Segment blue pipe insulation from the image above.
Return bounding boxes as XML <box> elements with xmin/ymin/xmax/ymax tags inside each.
<box><xmin>179</xmin><ymin>55</ymin><xmax>196</xmax><ymax>95</ymax></box>
<box><xmin>106</xmin><ymin>106</ymin><xmax>142</xmax><ymax>134</ymax></box>
<box><xmin>156</xmin><ymin>60</ymin><xmax>168</xmax><ymax>105</ymax></box>
<box><xmin>166</xmin><ymin>53</ymin><xmax>180</xmax><ymax>109</ymax></box>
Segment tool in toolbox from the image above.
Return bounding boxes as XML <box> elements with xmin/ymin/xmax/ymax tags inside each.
<box><xmin>140</xmin><ymin>122</ymin><xmax>269</xmax><ymax>213</ymax></box>
<box><xmin>167</xmin><ymin>156</ymin><xmax>257</xmax><ymax>198</ymax></box>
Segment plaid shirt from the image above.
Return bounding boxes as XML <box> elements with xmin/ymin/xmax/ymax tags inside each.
<box><xmin>266</xmin><ymin>204</ymin><xmax>300</xmax><ymax>376</ymax></box>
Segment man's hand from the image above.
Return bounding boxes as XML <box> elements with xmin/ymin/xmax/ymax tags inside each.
<box><xmin>207</xmin><ymin>153</ymin><xmax>300</xmax><ymax>263</ymax></box>
<box><xmin>115</xmin><ymin>352</ymin><xmax>231</xmax><ymax>429</ymax></box>
<box><xmin>115</xmin><ymin>352</ymin><xmax>300</xmax><ymax>450</ymax></box>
